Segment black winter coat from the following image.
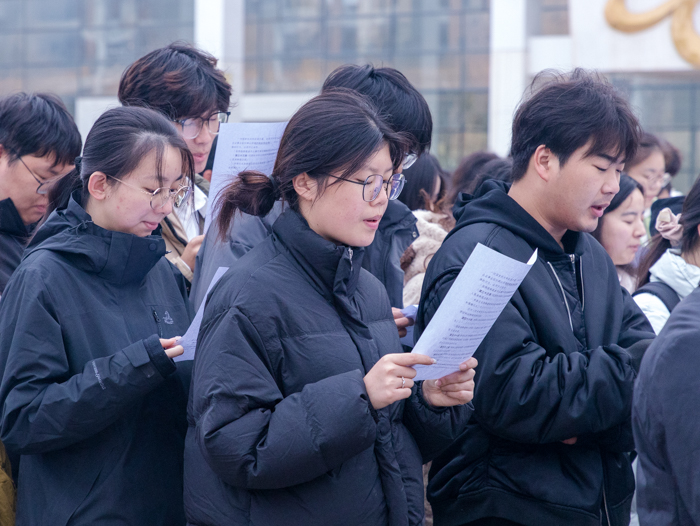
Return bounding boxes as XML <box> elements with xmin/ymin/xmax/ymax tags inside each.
<box><xmin>633</xmin><ymin>286</ymin><xmax>700</xmax><ymax>525</ymax></box>
<box><xmin>416</xmin><ymin>181</ymin><xmax>655</xmax><ymax>526</ymax></box>
<box><xmin>0</xmin><ymin>194</ymin><xmax>193</xmax><ymax>525</ymax></box>
<box><xmin>191</xmin><ymin>199</ymin><xmax>417</xmax><ymax>310</ymax></box>
<box><xmin>184</xmin><ymin>209</ymin><xmax>471</xmax><ymax>526</ymax></box>
<box><xmin>0</xmin><ymin>197</ymin><xmax>33</xmax><ymax>295</ymax></box>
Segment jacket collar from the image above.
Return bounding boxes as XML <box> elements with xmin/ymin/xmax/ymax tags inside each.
<box><xmin>272</xmin><ymin>208</ymin><xmax>364</xmax><ymax>302</ymax></box>
<box><xmin>26</xmin><ymin>191</ymin><xmax>166</xmax><ymax>285</ymax></box>
<box><xmin>0</xmin><ymin>197</ymin><xmax>32</xmax><ymax>238</ymax></box>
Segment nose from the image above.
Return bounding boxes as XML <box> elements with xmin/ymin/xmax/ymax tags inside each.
<box><xmin>372</xmin><ymin>182</ymin><xmax>390</xmax><ymax>207</ymax></box>
<box><xmin>195</xmin><ymin>124</ymin><xmax>213</xmax><ymax>144</ymax></box>
<box><xmin>634</xmin><ymin>218</ymin><xmax>646</xmax><ymax>238</ymax></box>
<box><xmin>604</xmin><ymin>170</ymin><xmax>620</xmax><ymax>195</ymax></box>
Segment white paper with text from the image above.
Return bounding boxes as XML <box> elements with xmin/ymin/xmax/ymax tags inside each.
<box><xmin>412</xmin><ymin>244</ymin><xmax>537</xmax><ymax>380</ymax></box>
<box><xmin>204</xmin><ymin>122</ymin><xmax>287</xmax><ymax>232</ymax></box>
<box><xmin>174</xmin><ymin>266</ymin><xmax>229</xmax><ymax>362</ymax></box>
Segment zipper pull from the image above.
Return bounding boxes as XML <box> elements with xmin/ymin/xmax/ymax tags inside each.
<box><xmin>348</xmin><ymin>248</ymin><xmax>353</xmax><ymax>270</ymax></box>
<box><xmin>152</xmin><ymin>310</ymin><xmax>163</xmax><ymax>337</ymax></box>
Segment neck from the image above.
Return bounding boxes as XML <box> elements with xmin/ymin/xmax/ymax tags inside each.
<box><xmin>508</xmin><ymin>181</ymin><xmax>566</xmax><ymax>248</ymax></box>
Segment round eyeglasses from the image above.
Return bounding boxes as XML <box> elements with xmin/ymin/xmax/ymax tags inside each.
<box><xmin>13</xmin><ymin>153</ymin><xmax>61</xmax><ymax>195</ymax></box>
<box><xmin>327</xmin><ymin>173</ymin><xmax>405</xmax><ymax>202</ymax></box>
<box><xmin>104</xmin><ymin>174</ymin><xmax>192</xmax><ymax>211</ymax></box>
<box><xmin>174</xmin><ymin>111</ymin><xmax>230</xmax><ymax>140</ymax></box>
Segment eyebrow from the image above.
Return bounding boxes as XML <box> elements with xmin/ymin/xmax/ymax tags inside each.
<box><xmin>596</xmin><ymin>153</ymin><xmax>625</xmax><ymax>164</ymax></box>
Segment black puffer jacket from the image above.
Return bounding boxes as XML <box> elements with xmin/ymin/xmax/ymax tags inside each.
<box><xmin>184</xmin><ymin>208</ymin><xmax>471</xmax><ymax>526</ymax></box>
<box><xmin>191</xmin><ymin>199</ymin><xmax>417</xmax><ymax>310</ymax></box>
<box><xmin>0</xmin><ymin>194</ymin><xmax>192</xmax><ymax>525</ymax></box>
<box><xmin>0</xmin><ymin>197</ymin><xmax>33</xmax><ymax>295</ymax></box>
<box><xmin>416</xmin><ymin>181</ymin><xmax>655</xmax><ymax>526</ymax></box>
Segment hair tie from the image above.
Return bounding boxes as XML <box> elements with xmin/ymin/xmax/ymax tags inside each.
<box><xmin>656</xmin><ymin>207</ymin><xmax>683</xmax><ymax>247</ymax></box>
<box><xmin>74</xmin><ymin>156</ymin><xmax>83</xmax><ymax>173</ymax></box>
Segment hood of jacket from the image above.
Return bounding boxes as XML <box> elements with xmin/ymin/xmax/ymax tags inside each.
<box><xmin>0</xmin><ymin>197</ymin><xmax>32</xmax><ymax>238</ymax></box>
<box><xmin>25</xmin><ymin>191</ymin><xmax>166</xmax><ymax>285</ymax></box>
<box><xmin>450</xmin><ymin>180</ymin><xmax>585</xmax><ymax>258</ymax></box>
<box><xmin>650</xmin><ymin>249</ymin><xmax>700</xmax><ymax>300</ymax></box>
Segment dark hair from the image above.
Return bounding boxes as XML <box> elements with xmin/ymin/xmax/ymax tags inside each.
<box><xmin>447</xmin><ymin>151</ymin><xmax>498</xmax><ymax>205</ymax></box>
<box><xmin>118</xmin><ymin>42</ymin><xmax>232</xmax><ymax>120</ymax></box>
<box><xmin>215</xmin><ymin>89</ymin><xmax>409</xmax><ymax>239</ymax></box>
<box><xmin>321</xmin><ymin>64</ymin><xmax>432</xmax><ymax>156</ymax></box>
<box><xmin>591</xmin><ymin>174</ymin><xmax>644</xmax><ymax>243</ymax></box>
<box><xmin>46</xmin><ymin>106</ymin><xmax>195</xmax><ymax>217</ymax></box>
<box><xmin>510</xmin><ymin>69</ymin><xmax>641</xmax><ymax>182</ymax></box>
<box><xmin>638</xmin><ymin>175</ymin><xmax>700</xmax><ymax>286</ymax></box>
<box><xmin>398</xmin><ymin>154</ymin><xmax>446</xmax><ymax>211</ymax></box>
<box><xmin>469</xmin><ymin>157</ymin><xmax>513</xmax><ymax>194</ymax></box>
<box><xmin>625</xmin><ymin>131</ymin><xmax>662</xmax><ymax>173</ymax></box>
<box><xmin>0</xmin><ymin>92</ymin><xmax>81</xmax><ymax>168</ymax></box>
<box><xmin>660</xmin><ymin>137</ymin><xmax>682</xmax><ymax>177</ymax></box>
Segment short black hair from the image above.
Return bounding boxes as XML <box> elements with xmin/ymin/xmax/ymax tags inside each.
<box><xmin>322</xmin><ymin>64</ymin><xmax>432</xmax><ymax>156</ymax></box>
<box><xmin>118</xmin><ymin>42</ymin><xmax>232</xmax><ymax>120</ymax></box>
<box><xmin>510</xmin><ymin>69</ymin><xmax>640</xmax><ymax>182</ymax></box>
<box><xmin>0</xmin><ymin>92</ymin><xmax>81</xmax><ymax>167</ymax></box>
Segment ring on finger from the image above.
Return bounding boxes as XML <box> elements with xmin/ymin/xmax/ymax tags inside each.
<box><xmin>401</xmin><ymin>376</ymin><xmax>405</xmax><ymax>389</ymax></box>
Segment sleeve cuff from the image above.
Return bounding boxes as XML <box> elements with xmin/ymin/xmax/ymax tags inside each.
<box><xmin>143</xmin><ymin>334</ymin><xmax>177</xmax><ymax>378</ymax></box>
<box><xmin>416</xmin><ymin>381</ymin><xmax>449</xmax><ymax>413</ymax></box>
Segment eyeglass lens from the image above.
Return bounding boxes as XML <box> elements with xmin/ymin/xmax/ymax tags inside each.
<box><xmin>180</xmin><ymin>112</ymin><xmax>229</xmax><ymax>139</ymax></box>
<box><xmin>363</xmin><ymin>174</ymin><xmax>405</xmax><ymax>202</ymax></box>
<box><xmin>151</xmin><ymin>186</ymin><xmax>191</xmax><ymax>210</ymax></box>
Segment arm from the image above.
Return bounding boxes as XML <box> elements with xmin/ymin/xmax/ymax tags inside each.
<box><xmin>193</xmin><ymin>307</ymin><xmax>378</xmax><ymax>490</ymax></box>
<box><xmin>419</xmin><ymin>271</ymin><xmax>638</xmax><ymax>444</ymax></box>
<box><xmin>0</xmin><ymin>271</ymin><xmax>175</xmax><ymax>455</ymax></box>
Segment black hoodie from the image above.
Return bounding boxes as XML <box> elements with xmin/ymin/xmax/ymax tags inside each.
<box><xmin>415</xmin><ymin>181</ymin><xmax>654</xmax><ymax>526</ymax></box>
<box><xmin>0</xmin><ymin>193</ymin><xmax>193</xmax><ymax>525</ymax></box>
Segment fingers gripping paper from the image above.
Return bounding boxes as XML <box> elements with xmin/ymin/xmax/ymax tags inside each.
<box><xmin>412</xmin><ymin>244</ymin><xmax>537</xmax><ymax>380</ymax></box>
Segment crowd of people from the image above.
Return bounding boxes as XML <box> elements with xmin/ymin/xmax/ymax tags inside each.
<box><xmin>0</xmin><ymin>42</ymin><xmax>697</xmax><ymax>526</ymax></box>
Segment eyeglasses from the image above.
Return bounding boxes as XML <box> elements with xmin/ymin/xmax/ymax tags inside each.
<box><xmin>402</xmin><ymin>153</ymin><xmax>418</xmax><ymax>170</ymax></box>
<box><xmin>327</xmin><ymin>173</ymin><xmax>405</xmax><ymax>202</ymax></box>
<box><xmin>15</xmin><ymin>155</ymin><xmax>59</xmax><ymax>195</ymax></box>
<box><xmin>104</xmin><ymin>174</ymin><xmax>192</xmax><ymax>211</ymax></box>
<box><xmin>174</xmin><ymin>111</ymin><xmax>230</xmax><ymax>140</ymax></box>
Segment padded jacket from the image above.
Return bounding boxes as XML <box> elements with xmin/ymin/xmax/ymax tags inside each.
<box><xmin>184</xmin><ymin>208</ymin><xmax>471</xmax><ymax>526</ymax></box>
<box><xmin>0</xmin><ymin>194</ymin><xmax>192</xmax><ymax>525</ymax></box>
<box><xmin>191</xmin><ymin>199</ymin><xmax>417</xmax><ymax>310</ymax></box>
<box><xmin>415</xmin><ymin>181</ymin><xmax>655</xmax><ymax>526</ymax></box>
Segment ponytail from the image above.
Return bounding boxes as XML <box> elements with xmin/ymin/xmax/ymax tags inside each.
<box><xmin>215</xmin><ymin>171</ymin><xmax>280</xmax><ymax>241</ymax></box>
<box><xmin>38</xmin><ymin>159</ymin><xmax>84</xmax><ymax>229</ymax></box>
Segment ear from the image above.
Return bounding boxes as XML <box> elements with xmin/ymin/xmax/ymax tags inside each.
<box><xmin>531</xmin><ymin>145</ymin><xmax>559</xmax><ymax>183</ymax></box>
<box><xmin>292</xmin><ymin>172</ymin><xmax>318</xmax><ymax>204</ymax></box>
<box><xmin>87</xmin><ymin>171</ymin><xmax>111</xmax><ymax>201</ymax></box>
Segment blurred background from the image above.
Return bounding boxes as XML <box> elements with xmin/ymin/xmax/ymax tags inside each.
<box><xmin>1</xmin><ymin>0</ymin><xmax>699</xmax><ymax>191</ymax></box>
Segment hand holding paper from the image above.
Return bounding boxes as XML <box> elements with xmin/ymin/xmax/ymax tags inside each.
<box><xmin>412</xmin><ymin>243</ymin><xmax>537</xmax><ymax>380</ymax></box>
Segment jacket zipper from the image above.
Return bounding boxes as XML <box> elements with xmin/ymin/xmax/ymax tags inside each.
<box><xmin>570</xmin><ymin>254</ymin><xmax>585</xmax><ymax>312</ymax></box>
<box><xmin>548</xmin><ymin>261</ymin><xmax>574</xmax><ymax>332</ymax></box>
<box><xmin>348</xmin><ymin>248</ymin><xmax>353</xmax><ymax>271</ymax></box>
<box><xmin>152</xmin><ymin>310</ymin><xmax>163</xmax><ymax>338</ymax></box>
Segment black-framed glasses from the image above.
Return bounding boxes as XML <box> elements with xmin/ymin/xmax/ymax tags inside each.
<box><xmin>104</xmin><ymin>174</ymin><xmax>192</xmax><ymax>211</ymax></box>
<box><xmin>327</xmin><ymin>173</ymin><xmax>405</xmax><ymax>202</ymax></box>
<box><xmin>14</xmin><ymin>155</ymin><xmax>58</xmax><ymax>195</ymax></box>
<box><xmin>174</xmin><ymin>111</ymin><xmax>230</xmax><ymax>140</ymax></box>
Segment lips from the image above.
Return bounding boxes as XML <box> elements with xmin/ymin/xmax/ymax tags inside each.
<box><xmin>143</xmin><ymin>221</ymin><xmax>159</xmax><ymax>231</ymax></box>
<box><xmin>363</xmin><ymin>216</ymin><xmax>381</xmax><ymax>230</ymax></box>
<box><xmin>590</xmin><ymin>202</ymin><xmax>611</xmax><ymax>218</ymax></box>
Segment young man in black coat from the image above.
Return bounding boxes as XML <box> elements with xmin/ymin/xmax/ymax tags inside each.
<box><xmin>0</xmin><ymin>93</ymin><xmax>80</xmax><ymax>296</ymax></box>
<box><xmin>415</xmin><ymin>70</ymin><xmax>656</xmax><ymax>526</ymax></box>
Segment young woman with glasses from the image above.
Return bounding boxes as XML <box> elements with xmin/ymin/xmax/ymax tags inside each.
<box><xmin>118</xmin><ymin>43</ymin><xmax>232</xmax><ymax>283</ymax></box>
<box><xmin>184</xmin><ymin>89</ymin><xmax>477</xmax><ymax>526</ymax></box>
<box><xmin>0</xmin><ymin>106</ymin><xmax>195</xmax><ymax>525</ymax></box>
